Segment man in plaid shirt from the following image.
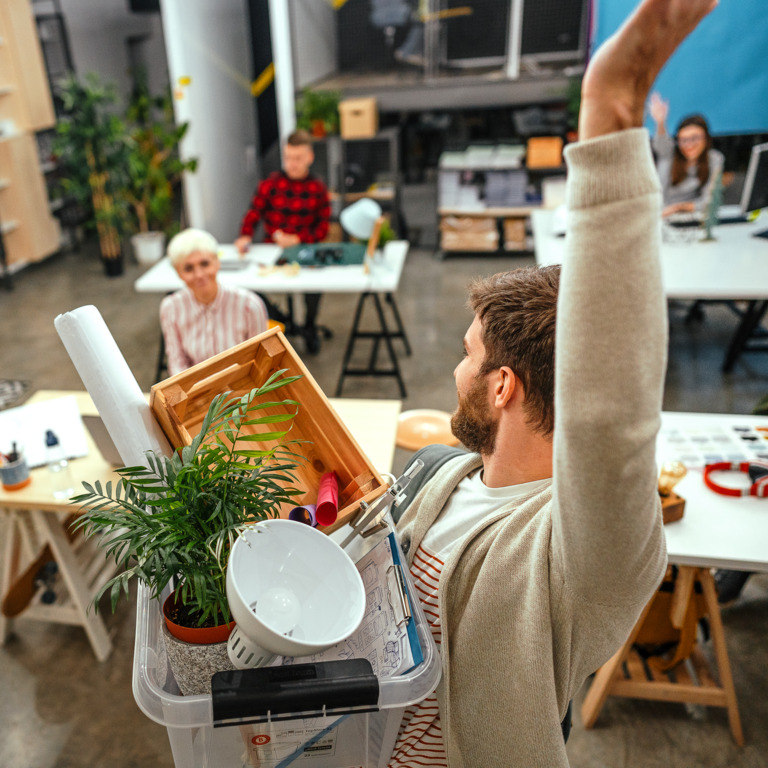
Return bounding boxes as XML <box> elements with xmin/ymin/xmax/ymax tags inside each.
<box><xmin>236</xmin><ymin>130</ymin><xmax>331</xmax><ymax>353</ymax></box>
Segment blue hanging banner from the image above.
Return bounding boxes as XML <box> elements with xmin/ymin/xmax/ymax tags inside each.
<box><xmin>592</xmin><ymin>0</ymin><xmax>768</xmax><ymax>135</ymax></box>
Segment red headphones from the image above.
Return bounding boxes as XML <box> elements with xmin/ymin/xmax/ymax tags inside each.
<box><xmin>703</xmin><ymin>461</ymin><xmax>768</xmax><ymax>497</ymax></box>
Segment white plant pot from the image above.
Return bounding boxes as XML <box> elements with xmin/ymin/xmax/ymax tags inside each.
<box><xmin>131</xmin><ymin>231</ymin><xmax>166</xmax><ymax>265</ymax></box>
<box><xmin>161</xmin><ymin>621</ymin><xmax>235</xmax><ymax>696</ymax></box>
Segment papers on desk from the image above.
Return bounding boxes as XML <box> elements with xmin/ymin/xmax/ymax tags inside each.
<box><xmin>658</xmin><ymin>422</ymin><xmax>768</xmax><ymax>470</ymax></box>
<box><xmin>217</xmin><ymin>244</ymin><xmax>282</xmax><ymax>269</ymax></box>
<box><xmin>0</xmin><ymin>395</ymin><xmax>88</xmax><ymax>468</ymax></box>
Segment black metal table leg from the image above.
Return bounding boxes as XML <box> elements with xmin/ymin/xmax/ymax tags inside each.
<box><xmin>385</xmin><ymin>293</ymin><xmax>412</xmax><ymax>356</ymax></box>
<box><xmin>335</xmin><ymin>292</ymin><xmax>408</xmax><ymax>398</ymax></box>
<box><xmin>722</xmin><ymin>299</ymin><xmax>768</xmax><ymax>372</ymax></box>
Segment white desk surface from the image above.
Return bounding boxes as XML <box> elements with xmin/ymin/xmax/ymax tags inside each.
<box><xmin>0</xmin><ymin>392</ymin><xmax>401</xmax><ymax>513</ymax></box>
<box><xmin>134</xmin><ymin>241</ymin><xmax>409</xmax><ymax>296</ymax></box>
<box><xmin>660</xmin><ymin>411</ymin><xmax>768</xmax><ymax>573</ymax></box>
<box><xmin>532</xmin><ymin>209</ymin><xmax>768</xmax><ymax>300</ymax></box>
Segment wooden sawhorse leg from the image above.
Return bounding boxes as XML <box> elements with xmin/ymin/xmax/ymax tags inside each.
<box><xmin>581</xmin><ymin>566</ymin><xmax>743</xmax><ymax>746</ymax></box>
<box><xmin>1</xmin><ymin>509</ymin><xmax>114</xmax><ymax>663</ymax></box>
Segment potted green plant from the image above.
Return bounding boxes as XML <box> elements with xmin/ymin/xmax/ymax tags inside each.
<box><xmin>71</xmin><ymin>371</ymin><xmax>304</xmax><ymax>695</ymax></box>
<box><xmin>122</xmin><ymin>77</ymin><xmax>198</xmax><ymax>265</ymax></box>
<box><xmin>54</xmin><ymin>73</ymin><xmax>130</xmax><ymax>277</ymax></box>
<box><xmin>296</xmin><ymin>87</ymin><xmax>341</xmax><ymax>137</ymax></box>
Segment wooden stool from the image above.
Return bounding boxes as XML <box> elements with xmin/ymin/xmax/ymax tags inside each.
<box><xmin>581</xmin><ymin>566</ymin><xmax>743</xmax><ymax>745</ymax></box>
<box><xmin>396</xmin><ymin>409</ymin><xmax>459</xmax><ymax>452</ymax></box>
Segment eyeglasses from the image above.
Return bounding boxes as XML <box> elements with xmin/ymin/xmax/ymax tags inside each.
<box><xmin>677</xmin><ymin>134</ymin><xmax>706</xmax><ymax>146</ymax></box>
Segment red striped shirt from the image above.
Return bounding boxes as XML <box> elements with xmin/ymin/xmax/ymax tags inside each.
<box><xmin>388</xmin><ymin>543</ymin><xmax>447</xmax><ymax>767</ymax></box>
<box><xmin>160</xmin><ymin>285</ymin><xmax>268</xmax><ymax>375</ymax></box>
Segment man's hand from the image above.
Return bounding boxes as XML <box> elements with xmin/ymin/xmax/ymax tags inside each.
<box><xmin>273</xmin><ymin>230</ymin><xmax>301</xmax><ymax>248</ymax></box>
<box><xmin>235</xmin><ymin>235</ymin><xmax>252</xmax><ymax>255</ymax></box>
<box><xmin>579</xmin><ymin>0</ymin><xmax>717</xmax><ymax>141</ymax></box>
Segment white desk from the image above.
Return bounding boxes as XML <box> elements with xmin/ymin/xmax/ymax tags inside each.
<box><xmin>135</xmin><ymin>241</ymin><xmax>412</xmax><ymax>396</ymax></box>
<box><xmin>660</xmin><ymin>411</ymin><xmax>768</xmax><ymax>573</ymax></box>
<box><xmin>533</xmin><ymin>210</ymin><xmax>768</xmax><ymax>370</ymax></box>
<box><xmin>134</xmin><ymin>241</ymin><xmax>409</xmax><ymax>297</ymax></box>
<box><xmin>0</xmin><ymin>391</ymin><xmax>401</xmax><ymax>661</ymax></box>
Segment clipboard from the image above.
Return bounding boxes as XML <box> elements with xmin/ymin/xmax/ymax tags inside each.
<box><xmin>386</xmin><ymin>532</ymin><xmax>423</xmax><ymax>670</ymax></box>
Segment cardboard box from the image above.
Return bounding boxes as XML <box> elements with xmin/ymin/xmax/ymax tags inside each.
<box><xmin>339</xmin><ymin>97</ymin><xmax>378</xmax><ymax>139</ymax></box>
<box><xmin>526</xmin><ymin>136</ymin><xmax>564</xmax><ymax>169</ymax></box>
<box><xmin>503</xmin><ymin>217</ymin><xmax>527</xmax><ymax>251</ymax></box>
<box><xmin>440</xmin><ymin>215</ymin><xmax>498</xmax><ymax>252</ymax></box>
<box><xmin>150</xmin><ymin>328</ymin><xmax>385</xmax><ymax>533</ymax></box>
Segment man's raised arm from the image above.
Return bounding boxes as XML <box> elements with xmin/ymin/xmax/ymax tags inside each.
<box><xmin>552</xmin><ymin>0</ymin><xmax>718</xmax><ymax>606</ymax></box>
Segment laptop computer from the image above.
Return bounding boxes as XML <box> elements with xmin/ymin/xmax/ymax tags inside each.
<box><xmin>82</xmin><ymin>414</ymin><xmax>124</xmax><ymax>466</ymax></box>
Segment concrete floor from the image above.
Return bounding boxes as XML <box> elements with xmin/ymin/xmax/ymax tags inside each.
<box><xmin>2</xmin><ymin>227</ymin><xmax>768</xmax><ymax>767</ymax></box>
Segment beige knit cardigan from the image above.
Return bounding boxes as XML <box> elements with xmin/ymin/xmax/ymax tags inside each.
<box><xmin>396</xmin><ymin>128</ymin><xmax>669</xmax><ymax>767</ymax></box>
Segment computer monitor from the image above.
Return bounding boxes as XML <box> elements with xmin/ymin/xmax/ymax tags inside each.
<box><xmin>740</xmin><ymin>141</ymin><xmax>768</xmax><ymax>238</ymax></box>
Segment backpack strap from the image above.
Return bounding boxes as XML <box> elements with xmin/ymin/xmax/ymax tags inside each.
<box><xmin>391</xmin><ymin>445</ymin><xmax>467</xmax><ymax>523</ymax></box>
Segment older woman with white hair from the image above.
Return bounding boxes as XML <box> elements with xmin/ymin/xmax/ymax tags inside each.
<box><xmin>160</xmin><ymin>228</ymin><xmax>268</xmax><ymax>376</ymax></box>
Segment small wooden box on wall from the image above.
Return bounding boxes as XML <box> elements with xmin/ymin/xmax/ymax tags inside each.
<box><xmin>661</xmin><ymin>492</ymin><xmax>685</xmax><ymax>525</ymax></box>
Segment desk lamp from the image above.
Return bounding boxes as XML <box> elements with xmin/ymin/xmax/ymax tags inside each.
<box><xmin>340</xmin><ymin>198</ymin><xmax>386</xmax><ymax>273</ymax></box>
<box><xmin>226</xmin><ymin>519</ymin><xmax>366</xmax><ymax>669</ymax></box>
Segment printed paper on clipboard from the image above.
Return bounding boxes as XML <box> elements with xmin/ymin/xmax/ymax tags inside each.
<box><xmin>276</xmin><ymin>532</ymin><xmax>423</xmax><ymax>677</ymax></box>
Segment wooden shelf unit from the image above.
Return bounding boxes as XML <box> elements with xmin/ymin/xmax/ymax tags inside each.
<box><xmin>0</xmin><ymin>0</ymin><xmax>60</xmax><ymax>273</ymax></box>
<box><xmin>437</xmin><ymin>145</ymin><xmax>566</xmax><ymax>255</ymax></box>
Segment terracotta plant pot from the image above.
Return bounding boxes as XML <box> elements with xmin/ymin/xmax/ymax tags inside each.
<box><xmin>162</xmin><ymin>592</ymin><xmax>234</xmax><ymax>644</ymax></box>
<box><xmin>311</xmin><ymin>119</ymin><xmax>326</xmax><ymax>138</ymax></box>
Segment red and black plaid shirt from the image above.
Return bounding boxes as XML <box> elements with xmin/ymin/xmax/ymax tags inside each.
<box><xmin>238</xmin><ymin>171</ymin><xmax>330</xmax><ymax>244</ymax></box>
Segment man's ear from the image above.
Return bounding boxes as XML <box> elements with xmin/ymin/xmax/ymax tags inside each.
<box><xmin>493</xmin><ymin>366</ymin><xmax>517</xmax><ymax>409</ymax></box>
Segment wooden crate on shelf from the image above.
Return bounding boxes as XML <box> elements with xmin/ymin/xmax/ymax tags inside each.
<box><xmin>440</xmin><ymin>215</ymin><xmax>498</xmax><ymax>252</ymax></box>
<box><xmin>503</xmin><ymin>217</ymin><xmax>527</xmax><ymax>251</ymax></box>
<box><xmin>150</xmin><ymin>328</ymin><xmax>385</xmax><ymax>534</ymax></box>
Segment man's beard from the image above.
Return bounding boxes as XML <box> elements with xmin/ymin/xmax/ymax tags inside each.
<box><xmin>450</xmin><ymin>374</ymin><xmax>499</xmax><ymax>455</ymax></box>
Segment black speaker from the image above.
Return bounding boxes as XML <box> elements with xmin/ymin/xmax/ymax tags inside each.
<box><xmin>520</xmin><ymin>0</ymin><xmax>587</xmax><ymax>60</ymax></box>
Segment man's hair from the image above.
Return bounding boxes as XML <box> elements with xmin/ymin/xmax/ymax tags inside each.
<box><xmin>286</xmin><ymin>129</ymin><xmax>313</xmax><ymax>147</ymax></box>
<box><xmin>167</xmin><ymin>228</ymin><xmax>218</xmax><ymax>267</ymax></box>
<box><xmin>467</xmin><ymin>265</ymin><xmax>560</xmax><ymax>437</ymax></box>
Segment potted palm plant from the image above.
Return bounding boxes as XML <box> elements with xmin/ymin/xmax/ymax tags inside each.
<box><xmin>71</xmin><ymin>371</ymin><xmax>304</xmax><ymax>695</ymax></box>
<box><xmin>296</xmin><ymin>87</ymin><xmax>341</xmax><ymax>137</ymax></box>
<box><xmin>122</xmin><ymin>77</ymin><xmax>198</xmax><ymax>264</ymax></box>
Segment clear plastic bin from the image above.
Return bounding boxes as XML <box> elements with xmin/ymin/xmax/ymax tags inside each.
<box><xmin>132</xmin><ymin>520</ymin><xmax>441</xmax><ymax>768</ymax></box>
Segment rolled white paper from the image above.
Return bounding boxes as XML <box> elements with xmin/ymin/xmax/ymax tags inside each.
<box><xmin>54</xmin><ymin>305</ymin><xmax>171</xmax><ymax>467</ymax></box>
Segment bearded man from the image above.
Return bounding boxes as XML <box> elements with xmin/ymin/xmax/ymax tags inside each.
<box><xmin>387</xmin><ymin>1</ymin><xmax>718</xmax><ymax>766</ymax></box>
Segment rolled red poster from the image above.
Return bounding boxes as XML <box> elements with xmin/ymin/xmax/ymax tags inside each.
<box><xmin>315</xmin><ymin>472</ymin><xmax>339</xmax><ymax>526</ymax></box>
<box><xmin>288</xmin><ymin>504</ymin><xmax>317</xmax><ymax>526</ymax></box>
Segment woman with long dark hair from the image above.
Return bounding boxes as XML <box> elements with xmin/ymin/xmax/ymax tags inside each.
<box><xmin>649</xmin><ymin>92</ymin><xmax>724</xmax><ymax>218</ymax></box>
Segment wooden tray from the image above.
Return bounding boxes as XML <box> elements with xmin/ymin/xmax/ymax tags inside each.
<box><xmin>150</xmin><ymin>328</ymin><xmax>385</xmax><ymax>533</ymax></box>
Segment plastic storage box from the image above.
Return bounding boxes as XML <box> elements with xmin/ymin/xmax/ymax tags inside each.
<box><xmin>132</xmin><ymin>516</ymin><xmax>441</xmax><ymax>768</ymax></box>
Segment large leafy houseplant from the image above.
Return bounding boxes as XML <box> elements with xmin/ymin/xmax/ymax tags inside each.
<box><xmin>71</xmin><ymin>371</ymin><xmax>304</xmax><ymax>630</ymax></box>
<box><xmin>122</xmin><ymin>77</ymin><xmax>198</xmax><ymax>237</ymax></box>
<box><xmin>54</xmin><ymin>73</ymin><xmax>129</xmax><ymax>272</ymax></box>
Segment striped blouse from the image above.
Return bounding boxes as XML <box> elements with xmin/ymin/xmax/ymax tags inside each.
<box><xmin>159</xmin><ymin>285</ymin><xmax>268</xmax><ymax>376</ymax></box>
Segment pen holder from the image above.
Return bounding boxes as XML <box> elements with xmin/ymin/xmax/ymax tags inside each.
<box><xmin>1</xmin><ymin>450</ymin><xmax>31</xmax><ymax>491</ymax></box>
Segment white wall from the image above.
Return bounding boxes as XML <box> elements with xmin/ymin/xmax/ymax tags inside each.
<box><xmin>59</xmin><ymin>0</ymin><xmax>168</xmax><ymax>99</ymax></box>
<box><xmin>160</xmin><ymin>0</ymin><xmax>260</xmax><ymax>240</ymax></box>
<box><xmin>289</xmin><ymin>0</ymin><xmax>337</xmax><ymax>90</ymax></box>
